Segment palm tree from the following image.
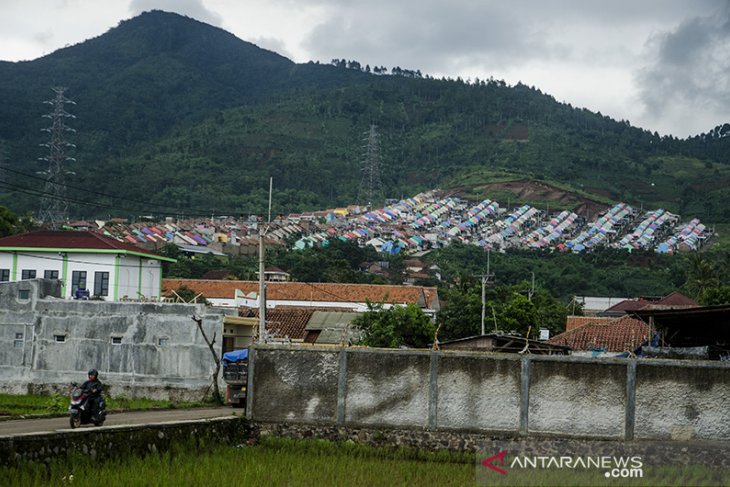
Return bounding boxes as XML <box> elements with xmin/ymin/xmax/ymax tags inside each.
<box><xmin>685</xmin><ymin>252</ymin><xmax>719</xmax><ymax>298</ymax></box>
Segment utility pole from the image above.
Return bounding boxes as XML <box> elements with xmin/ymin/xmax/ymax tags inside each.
<box><xmin>258</xmin><ymin>177</ymin><xmax>273</xmax><ymax>343</ymax></box>
<box><xmin>474</xmin><ymin>249</ymin><xmax>495</xmax><ymax>335</ymax></box>
<box><xmin>38</xmin><ymin>87</ymin><xmax>76</xmax><ymax>229</ymax></box>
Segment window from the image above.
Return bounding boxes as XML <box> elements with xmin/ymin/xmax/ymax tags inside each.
<box><xmin>44</xmin><ymin>270</ymin><xmax>59</xmax><ymax>279</ymax></box>
<box><xmin>71</xmin><ymin>271</ymin><xmax>87</xmax><ymax>293</ymax></box>
<box><xmin>54</xmin><ymin>334</ymin><xmax>66</xmax><ymax>343</ymax></box>
<box><xmin>21</xmin><ymin>269</ymin><xmax>36</xmax><ymax>280</ymax></box>
<box><xmin>111</xmin><ymin>336</ymin><xmax>122</xmax><ymax>345</ymax></box>
<box><xmin>14</xmin><ymin>332</ymin><xmax>23</xmax><ymax>348</ymax></box>
<box><xmin>0</xmin><ymin>269</ymin><xmax>9</xmax><ymax>282</ymax></box>
<box><xmin>18</xmin><ymin>289</ymin><xmax>30</xmax><ymax>300</ymax></box>
<box><xmin>94</xmin><ymin>271</ymin><xmax>110</xmax><ymax>297</ymax></box>
<box><xmin>158</xmin><ymin>337</ymin><xmax>169</xmax><ymax>346</ymax></box>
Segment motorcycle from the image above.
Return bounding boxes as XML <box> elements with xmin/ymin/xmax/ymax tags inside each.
<box><xmin>68</xmin><ymin>382</ymin><xmax>107</xmax><ymax>428</ymax></box>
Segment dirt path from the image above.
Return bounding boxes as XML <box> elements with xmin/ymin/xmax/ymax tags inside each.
<box><xmin>0</xmin><ymin>407</ymin><xmax>241</xmax><ymax>437</ymax></box>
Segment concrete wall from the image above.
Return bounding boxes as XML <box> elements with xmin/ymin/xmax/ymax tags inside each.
<box><xmin>437</xmin><ymin>354</ymin><xmax>521</xmax><ymax>432</ymax></box>
<box><xmin>346</xmin><ymin>350</ymin><xmax>431</xmax><ymax>427</ymax></box>
<box><xmin>252</xmin><ymin>348</ymin><xmax>339</xmax><ymax>423</ymax></box>
<box><xmin>0</xmin><ymin>280</ymin><xmax>225</xmax><ymax>401</ymax></box>
<box><xmin>0</xmin><ymin>416</ymin><xmax>250</xmax><ymax>467</ymax></box>
<box><xmin>248</xmin><ymin>345</ymin><xmax>730</xmax><ymax>441</ymax></box>
<box><xmin>635</xmin><ymin>362</ymin><xmax>730</xmax><ymax>440</ymax></box>
<box><xmin>529</xmin><ymin>360</ymin><xmax>626</xmax><ymax>438</ymax></box>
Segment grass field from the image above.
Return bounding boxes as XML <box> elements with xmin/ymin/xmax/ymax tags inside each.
<box><xmin>2</xmin><ymin>437</ymin><xmax>475</xmax><ymax>487</ymax></box>
<box><xmin>3</xmin><ymin>436</ymin><xmax>728</xmax><ymax>487</ymax></box>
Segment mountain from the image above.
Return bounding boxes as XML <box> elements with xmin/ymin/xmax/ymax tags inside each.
<box><xmin>0</xmin><ymin>10</ymin><xmax>729</xmax><ymax>221</ymax></box>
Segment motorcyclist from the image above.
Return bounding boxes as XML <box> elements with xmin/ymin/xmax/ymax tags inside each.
<box><xmin>80</xmin><ymin>369</ymin><xmax>103</xmax><ymax>420</ymax></box>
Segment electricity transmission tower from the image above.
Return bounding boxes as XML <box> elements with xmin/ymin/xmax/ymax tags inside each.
<box><xmin>357</xmin><ymin>124</ymin><xmax>384</xmax><ymax>209</ymax></box>
<box><xmin>37</xmin><ymin>87</ymin><xmax>76</xmax><ymax>229</ymax></box>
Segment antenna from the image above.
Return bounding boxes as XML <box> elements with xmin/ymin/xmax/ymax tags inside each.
<box><xmin>37</xmin><ymin>87</ymin><xmax>76</xmax><ymax>229</ymax></box>
<box><xmin>356</xmin><ymin>124</ymin><xmax>384</xmax><ymax>209</ymax></box>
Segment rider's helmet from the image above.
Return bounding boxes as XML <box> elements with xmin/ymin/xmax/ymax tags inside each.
<box><xmin>88</xmin><ymin>369</ymin><xmax>98</xmax><ymax>378</ymax></box>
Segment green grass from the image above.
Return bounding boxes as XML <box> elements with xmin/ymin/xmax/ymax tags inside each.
<box><xmin>2</xmin><ymin>436</ymin><xmax>475</xmax><ymax>487</ymax></box>
<box><xmin>0</xmin><ymin>393</ymin><xmax>210</xmax><ymax>420</ymax></box>
<box><xmin>0</xmin><ymin>394</ymin><xmax>52</xmax><ymax>417</ymax></box>
<box><xmin>3</xmin><ymin>435</ymin><xmax>729</xmax><ymax>486</ymax></box>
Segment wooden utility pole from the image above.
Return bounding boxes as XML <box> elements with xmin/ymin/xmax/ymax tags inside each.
<box><xmin>474</xmin><ymin>249</ymin><xmax>494</xmax><ymax>335</ymax></box>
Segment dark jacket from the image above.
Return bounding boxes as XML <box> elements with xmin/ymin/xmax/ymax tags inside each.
<box><xmin>81</xmin><ymin>378</ymin><xmax>103</xmax><ymax>397</ymax></box>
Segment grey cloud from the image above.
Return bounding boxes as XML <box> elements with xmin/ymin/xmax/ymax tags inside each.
<box><xmin>297</xmin><ymin>0</ymin><xmax>725</xmax><ymax>76</ymax></box>
<box><xmin>638</xmin><ymin>4</ymin><xmax>730</xmax><ymax>133</ymax></box>
<box><xmin>302</xmin><ymin>1</ymin><xmax>565</xmax><ymax>74</ymax></box>
<box><xmin>129</xmin><ymin>0</ymin><xmax>223</xmax><ymax>26</ymax></box>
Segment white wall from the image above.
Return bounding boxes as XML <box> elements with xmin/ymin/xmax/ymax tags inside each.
<box><xmin>64</xmin><ymin>253</ymin><xmax>117</xmax><ymax>299</ymax></box>
<box><xmin>0</xmin><ymin>251</ymin><xmax>163</xmax><ymax>300</ymax></box>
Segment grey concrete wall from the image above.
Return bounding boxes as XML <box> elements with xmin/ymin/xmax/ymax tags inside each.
<box><xmin>529</xmin><ymin>359</ymin><xmax>626</xmax><ymax>438</ymax></box>
<box><xmin>345</xmin><ymin>349</ymin><xmax>431</xmax><ymax>427</ymax></box>
<box><xmin>635</xmin><ymin>362</ymin><xmax>730</xmax><ymax>440</ymax></box>
<box><xmin>0</xmin><ymin>416</ymin><xmax>250</xmax><ymax>467</ymax></box>
<box><xmin>251</xmin><ymin>348</ymin><xmax>340</xmax><ymax>423</ymax></box>
<box><xmin>437</xmin><ymin>353</ymin><xmax>521</xmax><ymax>431</ymax></box>
<box><xmin>249</xmin><ymin>345</ymin><xmax>730</xmax><ymax>441</ymax></box>
<box><xmin>0</xmin><ymin>280</ymin><xmax>225</xmax><ymax>401</ymax></box>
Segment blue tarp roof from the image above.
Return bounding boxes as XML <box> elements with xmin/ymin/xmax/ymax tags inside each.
<box><xmin>222</xmin><ymin>349</ymin><xmax>248</xmax><ymax>364</ymax></box>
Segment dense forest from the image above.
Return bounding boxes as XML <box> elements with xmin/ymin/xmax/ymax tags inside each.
<box><xmin>0</xmin><ymin>10</ymin><xmax>728</xmax><ymax>222</ymax></box>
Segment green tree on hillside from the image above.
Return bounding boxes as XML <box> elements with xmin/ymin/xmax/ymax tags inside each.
<box><xmin>0</xmin><ymin>207</ymin><xmax>32</xmax><ymax>237</ymax></box>
<box><xmin>684</xmin><ymin>253</ymin><xmax>719</xmax><ymax>298</ymax></box>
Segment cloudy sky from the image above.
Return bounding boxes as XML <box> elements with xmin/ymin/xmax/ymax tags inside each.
<box><xmin>2</xmin><ymin>0</ymin><xmax>728</xmax><ymax>138</ymax></box>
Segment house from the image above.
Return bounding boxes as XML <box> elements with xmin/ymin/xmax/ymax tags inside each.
<box><xmin>0</xmin><ymin>231</ymin><xmax>175</xmax><ymax>301</ymax></box>
<box><xmin>548</xmin><ymin>316</ymin><xmax>651</xmax><ymax>356</ymax></box>
<box><xmin>255</xmin><ymin>266</ymin><xmax>291</xmax><ymax>282</ymax></box>
<box><xmin>161</xmin><ymin>278</ymin><xmax>440</xmax><ymax>316</ymax></box>
<box><xmin>631</xmin><ymin>304</ymin><xmax>730</xmax><ymax>360</ymax></box>
<box><xmin>573</xmin><ymin>296</ymin><xmax>629</xmax><ymax>316</ymax></box>
<box><xmin>601</xmin><ymin>291</ymin><xmax>698</xmax><ymax>317</ymax></box>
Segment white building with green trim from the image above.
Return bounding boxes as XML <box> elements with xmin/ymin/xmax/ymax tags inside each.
<box><xmin>0</xmin><ymin>231</ymin><xmax>175</xmax><ymax>300</ymax></box>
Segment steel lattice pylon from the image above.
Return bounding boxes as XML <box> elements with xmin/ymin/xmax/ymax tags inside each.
<box><xmin>356</xmin><ymin>124</ymin><xmax>384</xmax><ymax>209</ymax></box>
<box><xmin>37</xmin><ymin>87</ymin><xmax>76</xmax><ymax>229</ymax></box>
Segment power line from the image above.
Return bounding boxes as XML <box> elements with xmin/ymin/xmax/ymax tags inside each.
<box><xmin>3</xmin><ymin>166</ymin><xmax>184</xmax><ymax>213</ymax></box>
<box><xmin>0</xmin><ymin>178</ymin><xmax>261</xmax><ymax>218</ymax></box>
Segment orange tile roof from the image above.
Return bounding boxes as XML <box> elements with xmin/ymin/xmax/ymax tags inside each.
<box><xmin>239</xmin><ymin>307</ymin><xmax>313</xmax><ymax>340</ymax></box>
<box><xmin>565</xmin><ymin>315</ymin><xmax>614</xmax><ymax>332</ymax></box>
<box><xmin>548</xmin><ymin>316</ymin><xmax>650</xmax><ymax>353</ymax></box>
<box><xmin>162</xmin><ymin>279</ymin><xmax>438</xmax><ymax>308</ymax></box>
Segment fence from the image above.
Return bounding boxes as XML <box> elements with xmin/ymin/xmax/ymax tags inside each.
<box><xmin>246</xmin><ymin>345</ymin><xmax>730</xmax><ymax>441</ymax></box>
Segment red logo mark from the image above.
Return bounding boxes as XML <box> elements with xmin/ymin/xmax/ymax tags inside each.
<box><xmin>482</xmin><ymin>450</ymin><xmax>508</xmax><ymax>475</ymax></box>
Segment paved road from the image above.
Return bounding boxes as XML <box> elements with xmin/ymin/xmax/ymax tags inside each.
<box><xmin>0</xmin><ymin>407</ymin><xmax>242</xmax><ymax>437</ymax></box>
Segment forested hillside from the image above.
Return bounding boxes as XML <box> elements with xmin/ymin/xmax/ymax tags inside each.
<box><xmin>0</xmin><ymin>10</ymin><xmax>728</xmax><ymax>221</ymax></box>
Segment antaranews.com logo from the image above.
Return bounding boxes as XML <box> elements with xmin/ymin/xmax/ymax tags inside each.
<box><xmin>478</xmin><ymin>450</ymin><xmax>644</xmax><ymax>484</ymax></box>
